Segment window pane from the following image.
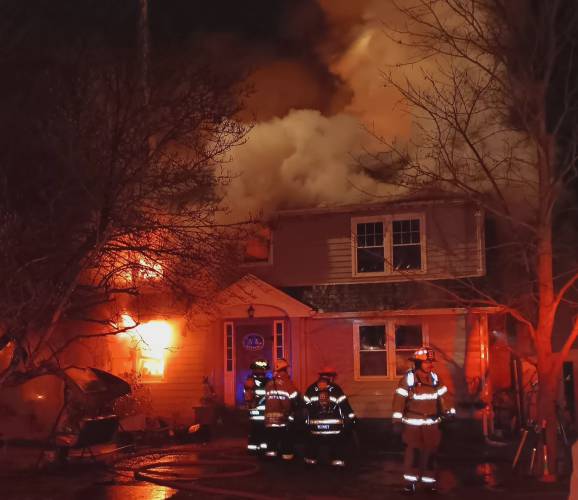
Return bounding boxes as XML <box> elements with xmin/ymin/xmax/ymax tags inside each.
<box><xmin>357</xmin><ymin>222</ymin><xmax>383</xmax><ymax>247</ymax></box>
<box><xmin>360</xmin><ymin>351</ymin><xmax>387</xmax><ymax>376</ymax></box>
<box><xmin>395</xmin><ymin>351</ymin><xmax>413</xmax><ymax>375</ymax></box>
<box><xmin>393</xmin><ymin>244</ymin><xmax>421</xmax><ymax>270</ymax></box>
<box><xmin>360</xmin><ymin>325</ymin><xmax>386</xmax><ymax>350</ymax></box>
<box><xmin>395</xmin><ymin>325</ymin><xmax>422</xmax><ymax>375</ymax></box>
<box><xmin>357</xmin><ymin>247</ymin><xmax>384</xmax><ymax>273</ymax></box>
<box><xmin>395</xmin><ymin>324</ymin><xmax>423</xmax><ymax>348</ymax></box>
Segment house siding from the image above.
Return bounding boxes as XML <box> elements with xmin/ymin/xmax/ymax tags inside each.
<box><xmin>246</xmin><ymin>201</ymin><xmax>483</xmax><ymax>287</ymax></box>
<box><xmin>302</xmin><ymin>313</ymin><xmax>483</xmax><ymax>418</ymax></box>
<box><xmin>110</xmin><ymin>319</ymin><xmax>214</xmax><ymax>426</ymax></box>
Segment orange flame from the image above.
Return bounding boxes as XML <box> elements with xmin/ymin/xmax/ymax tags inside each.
<box><xmin>120</xmin><ymin>315</ymin><xmax>173</xmax><ymax>377</ymax></box>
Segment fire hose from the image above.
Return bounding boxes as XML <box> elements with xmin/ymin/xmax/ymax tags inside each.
<box><xmin>113</xmin><ymin>446</ymin><xmax>283</xmax><ymax>500</ymax></box>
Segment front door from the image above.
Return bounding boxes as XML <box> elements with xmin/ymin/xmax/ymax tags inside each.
<box><xmin>235</xmin><ymin>321</ymin><xmax>273</xmax><ymax>406</ymax></box>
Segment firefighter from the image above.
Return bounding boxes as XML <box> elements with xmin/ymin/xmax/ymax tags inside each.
<box><xmin>243</xmin><ymin>359</ymin><xmax>270</xmax><ymax>454</ymax></box>
<box><xmin>303</xmin><ymin>366</ymin><xmax>356</xmax><ymax>467</ymax></box>
<box><xmin>264</xmin><ymin>357</ymin><xmax>300</xmax><ymax>460</ymax></box>
<box><xmin>392</xmin><ymin>347</ymin><xmax>455</xmax><ymax>494</ymax></box>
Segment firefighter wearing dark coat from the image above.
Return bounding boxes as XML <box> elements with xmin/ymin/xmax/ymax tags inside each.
<box><xmin>392</xmin><ymin>347</ymin><xmax>455</xmax><ymax>494</ymax></box>
<box><xmin>243</xmin><ymin>359</ymin><xmax>270</xmax><ymax>454</ymax></box>
<box><xmin>303</xmin><ymin>366</ymin><xmax>356</xmax><ymax>466</ymax></box>
<box><xmin>264</xmin><ymin>358</ymin><xmax>300</xmax><ymax>460</ymax></box>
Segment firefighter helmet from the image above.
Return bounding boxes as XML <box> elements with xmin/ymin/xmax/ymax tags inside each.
<box><xmin>274</xmin><ymin>358</ymin><xmax>289</xmax><ymax>372</ymax></box>
<box><xmin>250</xmin><ymin>359</ymin><xmax>269</xmax><ymax>371</ymax></box>
<box><xmin>318</xmin><ymin>365</ymin><xmax>337</xmax><ymax>376</ymax></box>
<box><xmin>410</xmin><ymin>347</ymin><xmax>436</xmax><ymax>362</ymax></box>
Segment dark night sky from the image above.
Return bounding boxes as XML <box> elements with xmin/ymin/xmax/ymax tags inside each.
<box><xmin>2</xmin><ymin>0</ymin><xmax>577</xmax><ymax>217</ymax></box>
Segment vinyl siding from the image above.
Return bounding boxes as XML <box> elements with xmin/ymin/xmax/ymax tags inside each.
<box><xmin>246</xmin><ymin>201</ymin><xmax>484</xmax><ymax>287</ymax></box>
<box><xmin>302</xmin><ymin>313</ymin><xmax>482</xmax><ymax>419</ymax></box>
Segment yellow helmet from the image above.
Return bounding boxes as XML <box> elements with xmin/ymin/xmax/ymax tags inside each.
<box><xmin>410</xmin><ymin>347</ymin><xmax>436</xmax><ymax>362</ymax></box>
<box><xmin>274</xmin><ymin>358</ymin><xmax>289</xmax><ymax>372</ymax></box>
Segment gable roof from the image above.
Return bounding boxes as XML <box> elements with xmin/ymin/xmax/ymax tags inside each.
<box><xmin>217</xmin><ymin>274</ymin><xmax>314</xmax><ymax>318</ymax></box>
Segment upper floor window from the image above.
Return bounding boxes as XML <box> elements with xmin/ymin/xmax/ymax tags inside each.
<box><xmin>356</xmin><ymin>222</ymin><xmax>384</xmax><ymax>273</ymax></box>
<box><xmin>352</xmin><ymin>214</ymin><xmax>425</xmax><ymax>276</ymax></box>
<box><xmin>242</xmin><ymin>224</ymin><xmax>272</xmax><ymax>265</ymax></box>
<box><xmin>392</xmin><ymin>219</ymin><xmax>421</xmax><ymax>270</ymax></box>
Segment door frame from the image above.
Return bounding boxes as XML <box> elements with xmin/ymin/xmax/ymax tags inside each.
<box><xmin>223</xmin><ymin>318</ymin><xmax>286</xmax><ymax>406</ymax></box>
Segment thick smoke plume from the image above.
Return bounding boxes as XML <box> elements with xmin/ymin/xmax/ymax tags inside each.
<box><xmin>224</xmin><ymin>1</ymin><xmax>413</xmax><ymax>220</ymax></box>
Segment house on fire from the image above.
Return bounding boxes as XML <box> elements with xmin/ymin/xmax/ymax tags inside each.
<box><xmin>9</xmin><ymin>195</ymin><xmax>518</xmax><ymax>441</ymax></box>
<box><xmin>211</xmin><ymin>196</ymin><xmax>500</xmax><ymax>431</ymax></box>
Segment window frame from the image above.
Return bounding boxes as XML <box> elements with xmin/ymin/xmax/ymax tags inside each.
<box><xmin>351</xmin><ymin>213</ymin><xmax>427</xmax><ymax>277</ymax></box>
<box><xmin>273</xmin><ymin>319</ymin><xmax>285</xmax><ymax>362</ymax></box>
<box><xmin>240</xmin><ymin>228</ymin><xmax>274</xmax><ymax>267</ymax></box>
<box><xmin>353</xmin><ymin>319</ymin><xmax>429</xmax><ymax>381</ymax></box>
<box><xmin>351</xmin><ymin>216</ymin><xmax>387</xmax><ymax>277</ymax></box>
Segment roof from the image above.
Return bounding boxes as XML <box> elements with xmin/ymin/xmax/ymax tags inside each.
<box><xmin>216</xmin><ymin>274</ymin><xmax>314</xmax><ymax>318</ymax></box>
<box><xmin>273</xmin><ymin>193</ymin><xmax>473</xmax><ymax>219</ymax></box>
<box><xmin>282</xmin><ymin>278</ymin><xmax>492</xmax><ymax>313</ymax></box>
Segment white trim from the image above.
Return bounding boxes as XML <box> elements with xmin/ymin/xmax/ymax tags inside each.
<box><xmin>224</xmin><ymin>321</ymin><xmax>235</xmax><ymax>406</ymax></box>
<box><xmin>392</xmin><ymin>320</ymin><xmax>429</xmax><ymax>377</ymax></box>
<box><xmin>353</xmin><ymin>318</ymin><xmax>429</xmax><ymax>381</ymax></box>
<box><xmin>273</xmin><ymin>319</ymin><xmax>285</xmax><ymax>363</ymax></box>
<box><xmin>353</xmin><ymin>321</ymin><xmax>388</xmax><ymax>381</ymax></box>
<box><xmin>351</xmin><ymin>215</ymin><xmax>387</xmax><ymax>277</ymax></box>
<box><xmin>217</xmin><ymin>274</ymin><xmax>313</xmax><ymax>318</ymax></box>
<box><xmin>392</xmin><ymin>212</ymin><xmax>427</xmax><ymax>274</ymax></box>
<box><xmin>314</xmin><ymin>306</ymin><xmax>500</xmax><ymax>319</ymax></box>
<box><xmin>351</xmin><ymin>212</ymin><xmax>427</xmax><ymax>279</ymax></box>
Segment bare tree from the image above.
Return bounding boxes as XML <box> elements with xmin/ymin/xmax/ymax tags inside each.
<box><xmin>376</xmin><ymin>0</ymin><xmax>578</xmax><ymax>478</ymax></box>
<box><xmin>0</xmin><ymin>3</ymin><xmax>249</xmax><ymax>386</ymax></box>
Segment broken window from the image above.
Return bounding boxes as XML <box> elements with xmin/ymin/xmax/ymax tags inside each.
<box><xmin>243</xmin><ymin>225</ymin><xmax>272</xmax><ymax>264</ymax></box>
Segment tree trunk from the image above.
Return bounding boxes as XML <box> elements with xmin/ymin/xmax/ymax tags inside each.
<box><xmin>535</xmin><ymin>215</ymin><xmax>557</xmax><ymax>479</ymax></box>
<box><xmin>536</xmin><ymin>361</ymin><xmax>559</xmax><ymax>479</ymax></box>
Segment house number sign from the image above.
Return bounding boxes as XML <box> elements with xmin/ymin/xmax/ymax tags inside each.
<box><xmin>243</xmin><ymin>333</ymin><xmax>264</xmax><ymax>351</ymax></box>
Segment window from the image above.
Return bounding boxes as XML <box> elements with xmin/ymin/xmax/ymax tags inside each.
<box><xmin>225</xmin><ymin>322</ymin><xmax>234</xmax><ymax>372</ymax></box>
<box><xmin>117</xmin><ymin>316</ymin><xmax>174</xmax><ymax>382</ymax></box>
<box><xmin>355</xmin><ymin>324</ymin><xmax>387</xmax><ymax>378</ymax></box>
<box><xmin>354</xmin><ymin>320</ymin><xmax>427</xmax><ymax>380</ymax></box>
<box><xmin>242</xmin><ymin>225</ymin><xmax>272</xmax><ymax>265</ymax></box>
<box><xmin>356</xmin><ymin>222</ymin><xmax>384</xmax><ymax>273</ymax></box>
<box><xmin>352</xmin><ymin>214</ymin><xmax>425</xmax><ymax>276</ymax></box>
<box><xmin>394</xmin><ymin>324</ymin><xmax>423</xmax><ymax>375</ymax></box>
<box><xmin>274</xmin><ymin>320</ymin><xmax>285</xmax><ymax>360</ymax></box>
<box><xmin>392</xmin><ymin>219</ymin><xmax>421</xmax><ymax>270</ymax></box>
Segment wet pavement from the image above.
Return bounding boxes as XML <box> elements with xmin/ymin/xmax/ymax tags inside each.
<box><xmin>1</xmin><ymin>438</ymin><xmax>570</xmax><ymax>500</ymax></box>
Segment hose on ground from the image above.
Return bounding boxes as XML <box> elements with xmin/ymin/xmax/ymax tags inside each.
<box><xmin>113</xmin><ymin>444</ymin><xmax>282</xmax><ymax>500</ymax></box>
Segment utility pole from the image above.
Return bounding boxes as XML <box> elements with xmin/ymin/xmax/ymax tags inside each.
<box><xmin>138</xmin><ymin>0</ymin><xmax>150</xmax><ymax>105</ymax></box>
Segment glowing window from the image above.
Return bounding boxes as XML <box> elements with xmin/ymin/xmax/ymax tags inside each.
<box><xmin>120</xmin><ymin>316</ymin><xmax>173</xmax><ymax>380</ymax></box>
